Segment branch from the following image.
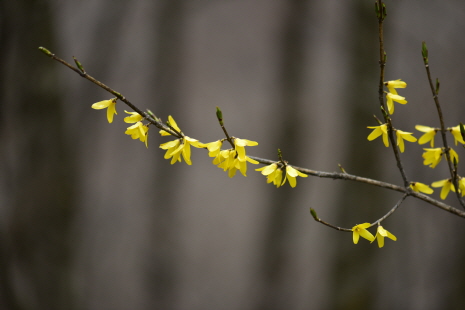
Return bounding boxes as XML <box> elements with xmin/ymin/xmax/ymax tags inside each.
<box><xmin>39</xmin><ymin>46</ymin><xmax>465</xmax><ymax>219</ymax></box>
<box><xmin>310</xmin><ymin>193</ymin><xmax>408</xmax><ymax>232</ymax></box>
<box><xmin>38</xmin><ymin>47</ymin><xmax>181</xmax><ymax>138</ymax></box>
<box><xmin>421</xmin><ymin>42</ymin><xmax>465</xmax><ymax>209</ymax></box>
<box><xmin>376</xmin><ymin>0</ymin><xmax>410</xmax><ymax>188</ymax></box>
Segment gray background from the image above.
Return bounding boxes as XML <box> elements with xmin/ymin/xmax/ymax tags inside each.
<box><xmin>2</xmin><ymin>1</ymin><xmax>465</xmax><ymax>309</ymax></box>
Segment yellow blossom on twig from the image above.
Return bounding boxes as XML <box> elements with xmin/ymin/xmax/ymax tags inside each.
<box><xmin>384</xmin><ymin>79</ymin><xmax>407</xmax><ymax>95</ymax></box>
<box><xmin>367</xmin><ymin>124</ymin><xmax>389</xmax><ymax>147</ymax></box>
<box><xmin>449</xmin><ymin>125</ymin><xmax>465</xmax><ymax>146</ymax></box>
<box><xmin>415</xmin><ymin>125</ymin><xmax>436</xmax><ymax>147</ymax></box>
<box><xmin>234</xmin><ymin>138</ymin><xmax>258</xmax><ymax>162</ymax></box>
<box><xmin>124</xmin><ymin>110</ymin><xmax>143</xmax><ymax>123</ymax></box>
<box><xmin>282</xmin><ymin>165</ymin><xmax>308</xmax><ymax>188</ymax></box>
<box><xmin>422</xmin><ymin>148</ymin><xmax>443</xmax><ymax>168</ymax></box>
<box><xmin>395</xmin><ymin>129</ymin><xmax>417</xmax><ymax>153</ymax></box>
<box><xmin>256</xmin><ymin>164</ymin><xmax>307</xmax><ymax>188</ymax></box>
<box><xmin>159</xmin><ymin>116</ymin><xmax>204</xmax><ymax>164</ymax></box>
<box><xmin>125</xmin><ymin>122</ymin><xmax>149</xmax><ymax>148</ymax></box>
<box><xmin>410</xmin><ymin>182</ymin><xmax>433</xmax><ymax>194</ymax></box>
<box><xmin>431</xmin><ymin>179</ymin><xmax>455</xmax><ymax>200</ymax></box>
<box><xmin>92</xmin><ymin>98</ymin><xmax>117</xmax><ymax>123</ymax></box>
<box><xmin>373</xmin><ymin>225</ymin><xmax>397</xmax><ymax>248</ymax></box>
<box><xmin>386</xmin><ymin>92</ymin><xmax>407</xmax><ymax>114</ymax></box>
<box><xmin>352</xmin><ymin>223</ymin><xmax>375</xmax><ymax>244</ymax></box>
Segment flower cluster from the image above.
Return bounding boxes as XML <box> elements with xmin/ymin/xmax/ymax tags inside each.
<box><xmin>367</xmin><ymin>80</ymin><xmax>417</xmax><ymax>153</ymax></box>
<box><xmin>352</xmin><ymin>223</ymin><xmax>396</xmax><ymax>248</ymax></box>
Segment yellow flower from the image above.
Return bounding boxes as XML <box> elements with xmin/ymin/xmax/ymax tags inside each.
<box><xmin>410</xmin><ymin>182</ymin><xmax>433</xmax><ymax>194</ymax></box>
<box><xmin>422</xmin><ymin>148</ymin><xmax>443</xmax><ymax>168</ymax></box>
<box><xmin>367</xmin><ymin>124</ymin><xmax>389</xmax><ymax>147</ymax></box>
<box><xmin>352</xmin><ymin>223</ymin><xmax>375</xmax><ymax>244</ymax></box>
<box><xmin>384</xmin><ymin>79</ymin><xmax>407</xmax><ymax>95</ymax></box>
<box><xmin>234</xmin><ymin>138</ymin><xmax>258</xmax><ymax>162</ymax></box>
<box><xmin>158</xmin><ymin>116</ymin><xmax>204</xmax><ymax>164</ymax></box>
<box><xmin>160</xmin><ymin>136</ymin><xmax>203</xmax><ymax>165</ymax></box>
<box><xmin>386</xmin><ymin>92</ymin><xmax>407</xmax><ymax>114</ymax></box>
<box><xmin>395</xmin><ymin>129</ymin><xmax>417</xmax><ymax>153</ymax></box>
<box><xmin>213</xmin><ymin>149</ymin><xmax>258</xmax><ymax>177</ymax></box>
<box><xmin>159</xmin><ymin>115</ymin><xmax>182</xmax><ymax>136</ymax></box>
<box><xmin>449</xmin><ymin>125</ymin><xmax>465</xmax><ymax>146</ymax></box>
<box><xmin>373</xmin><ymin>226</ymin><xmax>397</xmax><ymax>248</ymax></box>
<box><xmin>449</xmin><ymin>148</ymin><xmax>459</xmax><ymax>164</ymax></box>
<box><xmin>204</xmin><ymin>140</ymin><xmax>223</xmax><ymax>157</ymax></box>
<box><xmin>124</xmin><ymin>110</ymin><xmax>143</xmax><ymax>123</ymax></box>
<box><xmin>431</xmin><ymin>179</ymin><xmax>455</xmax><ymax>200</ymax></box>
<box><xmin>415</xmin><ymin>125</ymin><xmax>436</xmax><ymax>147</ymax></box>
<box><xmin>125</xmin><ymin>122</ymin><xmax>149</xmax><ymax>148</ymax></box>
<box><xmin>256</xmin><ymin>164</ymin><xmax>307</xmax><ymax>188</ymax></box>
<box><xmin>256</xmin><ymin>163</ymin><xmax>283</xmax><ymax>187</ymax></box>
<box><xmin>282</xmin><ymin>165</ymin><xmax>308</xmax><ymax>188</ymax></box>
<box><xmin>92</xmin><ymin>98</ymin><xmax>117</xmax><ymax>123</ymax></box>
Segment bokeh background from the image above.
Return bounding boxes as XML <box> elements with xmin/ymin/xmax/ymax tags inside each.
<box><xmin>2</xmin><ymin>1</ymin><xmax>465</xmax><ymax>309</ymax></box>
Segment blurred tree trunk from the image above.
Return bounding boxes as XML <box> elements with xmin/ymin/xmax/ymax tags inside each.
<box><xmin>0</xmin><ymin>1</ymin><xmax>75</xmax><ymax>309</ymax></box>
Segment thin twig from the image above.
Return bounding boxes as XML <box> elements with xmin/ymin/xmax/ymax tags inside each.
<box><xmin>309</xmin><ymin>194</ymin><xmax>408</xmax><ymax>233</ymax></box>
<box><xmin>376</xmin><ymin>1</ymin><xmax>410</xmax><ymax>188</ymax></box>
<box><xmin>422</xmin><ymin>46</ymin><xmax>465</xmax><ymax>209</ymax></box>
<box><xmin>38</xmin><ymin>47</ymin><xmax>182</xmax><ymax>139</ymax></box>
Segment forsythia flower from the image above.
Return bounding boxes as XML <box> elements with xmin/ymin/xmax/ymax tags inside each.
<box><xmin>125</xmin><ymin>122</ymin><xmax>149</xmax><ymax>148</ymax></box>
<box><xmin>422</xmin><ymin>148</ymin><xmax>443</xmax><ymax>168</ymax></box>
<box><xmin>431</xmin><ymin>179</ymin><xmax>455</xmax><ymax>200</ymax></box>
<box><xmin>256</xmin><ymin>163</ymin><xmax>283</xmax><ymax>187</ymax></box>
<box><xmin>409</xmin><ymin>182</ymin><xmax>434</xmax><ymax>194</ymax></box>
<box><xmin>124</xmin><ymin>110</ymin><xmax>143</xmax><ymax>123</ymax></box>
<box><xmin>160</xmin><ymin>136</ymin><xmax>203</xmax><ymax>165</ymax></box>
<box><xmin>159</xmin><ymin>116</ymin><xmax>204</xmax><ymax>165</ymax></box>
<box><xmin>415</xmin><ymin>125</ymin><xmax>437</xmax><ymax>147</ymax></box>
<box><xmin>373</xmin><ymin>226</ymin><xmax>397</xmax><ymax>248</ymax></box>
<box><xmin>367</xmin><ymin>124</ymin><xmax>389</xmax><ymax>147</ymax></box>
<box><xmin>386</xmin><ymin>92</ymin><xmax>407</xmax><ymax>115</ymax></box>
<box><xmin>282</xmin><ymin>165</ymin><xmax>308</xmax><ymax>188</ymax></box>
<box><xmin>449</xmin><ymin>125</ymin><xmax>465</xmax><ymax>146</ymax></box>
<box><xmin>384</xmin><ymin>79</ymin><xmax>407</xmax><ymax>95</ymax></box>
<box><xmin>92</xmin><ymin>98</ymin><xmax>117</xmax><ymax>123</ymax></box>
<box><xmin>352</xmin><ymin>223</ymin><xmax>375</xmax><ymax>244</ymax></box>
<box><xmin>204</xmin><ymin>140</ymin><xmax>223</xmax><ymax>157</ymax></box>
<box><xmin>256</xmin><ymin>164</ymin><xmax>307</xmax><ymax>188</ymax></box>
<box><xmin>159</xmin><ymin>115</ymin><xmax>184</xmax><ymax>137</ymax></box>
<box><xmin>395</xmin><ymin>129</ymin><xmax>417</xmax><ymax>153</ymax></box>
<box><xmin>234</xmin><ymin>138</ymin><xmax>258</xmax><ymax>161</ymax></box>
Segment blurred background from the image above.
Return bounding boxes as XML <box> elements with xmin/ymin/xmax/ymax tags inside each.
<box><xmin>2</xmin><ymin>0</ymin><xmax>465</xmax><ymax>309</ymax></box>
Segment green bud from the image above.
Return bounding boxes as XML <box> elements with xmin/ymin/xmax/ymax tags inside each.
<box><xmin>38</xmin><ymin>47</ymin><xmax>53</xmax><ymax>57</ymax></box>
<box><xmin>435</xmin><ymin>78</ymin><xmax>440</xmax><ymax>94</ymax></box>
<box><xmin>338</xmin><ymin>163</ymin><xmax>347</xmax><ymax>174</ymax></box>
<box><xmin>382</xmin><ymin>3</ymin><xmax>387</xmax><ymax>19</ymax></box>
<box><xmin>216</xmin><ymin>106</ymin><xmax>223</xmax><ymax>126</ymax></box>
<box><xmin>310</xmin><ymin>208</ymin><xmax>318</xmax><ymax>220</ymax></box>
<box><xmin>422</xmin><ymin>41</ymin><xmax>429</xmax><ymax>64</ymax></box>
<box><xmin>73</xmin><ymin>56</ymin><xmax>86</xmax><ymax>74</ymax></box>
<box><xmin>375</xmin><ymin>2</ymin><xmax>380</xmax><ymax>18</ymax></box>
